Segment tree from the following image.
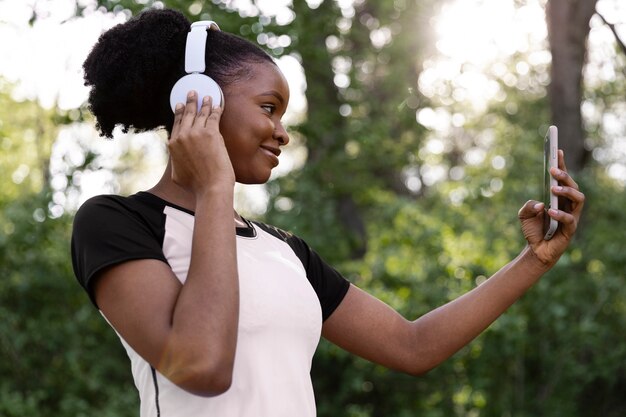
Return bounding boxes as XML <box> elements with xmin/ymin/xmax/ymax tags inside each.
<box><xmin>0</xmin><ymin>86</ymin><xmax>138</xmax><ymax>416</ymax></box>
<box><xmin>546</xmin><ymin>0</ymin><xmax>598</xmax><ymax>172</ymax></box>
<box><xmin>7</xmin><ymin>1</ymin><xmax>625</xmax><ymax>416</ymax></box>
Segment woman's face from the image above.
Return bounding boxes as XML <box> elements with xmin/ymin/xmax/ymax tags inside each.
<box><xmin>219</xmin><ymin>61</ymin><xmax>290</xmax><ymax>184</ymax></box>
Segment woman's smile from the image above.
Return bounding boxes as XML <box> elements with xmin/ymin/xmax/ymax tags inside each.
<box><xmin>219</xmin><ymin>61</ymin><xmax>290</xmax><ymax>184</ymax></box>
<box><xmin>260</xmin><ymin>144</ymin><xmax>281</xmax><ymax>166</ymax></box>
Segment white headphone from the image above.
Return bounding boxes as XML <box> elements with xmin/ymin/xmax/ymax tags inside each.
<box><xmin>169</xmin><ymin>21</ymin><xmax>224</xmax><ymax>113</ymax></box>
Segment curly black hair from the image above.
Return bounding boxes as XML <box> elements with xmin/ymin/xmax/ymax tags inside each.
<box><xmin>83</xmin><ymin>8</ymin><xmax>274</xmax><ymax>138</ymax></box>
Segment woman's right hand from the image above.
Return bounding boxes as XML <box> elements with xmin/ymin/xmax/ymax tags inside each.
<box><xmin>168</xmin><ymin>90</ymin><xmax>235</xmax><ymax>195</ymax></box>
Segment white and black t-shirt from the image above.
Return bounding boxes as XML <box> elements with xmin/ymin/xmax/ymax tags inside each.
<box><xmin>71</xmin><ymin>192</ymin><xmax>350</xmax><ymax>417</ymax></box>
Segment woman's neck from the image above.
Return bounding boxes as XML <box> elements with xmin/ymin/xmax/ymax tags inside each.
<box><xmin>146</xmin><ymin>162</ymin><xmax>197</xmax><ymax>212</ymax></box>
<box><xmin>146</xmin><ymin>161</ymin><xmax>243</xmax><ymax>223</ymax></box>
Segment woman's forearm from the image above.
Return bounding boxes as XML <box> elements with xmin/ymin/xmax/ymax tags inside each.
<box><xmin>162</xmin><ymin>187</ymin><xmax>240</xmax><ymax>394</ymax></box>
<box><xmin>409</xmin><ymin>246</ymin><xmax>550</xmax><ymax>373</ymax></box>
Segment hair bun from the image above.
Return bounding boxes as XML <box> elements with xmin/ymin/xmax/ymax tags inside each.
<box><xmin>83</xmin><ymin>9</ymin><xmax>190</xmax><ymax>137</ymax></box>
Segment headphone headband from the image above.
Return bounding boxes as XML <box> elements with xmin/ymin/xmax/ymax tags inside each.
<box><xmin>184</xmin><ymin>21</ymin><xmax>221</xmax><ymax>74</ymax></box>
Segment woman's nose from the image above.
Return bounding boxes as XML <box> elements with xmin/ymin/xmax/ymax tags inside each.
<box><xmin>274</xmin><ymin>122</ymin><xmax>290</xmax><ymax>146</ymax></box>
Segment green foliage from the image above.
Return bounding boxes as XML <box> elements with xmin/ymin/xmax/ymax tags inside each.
<box><xmin>0</xmin><ymin>90</ymin><xmax>138</xmax><ymax>416</ymax></box>
<box><xmin>0</xmin><ymin>195</ymin><xmax>138</xmax><ymax>417</ymax></box>
<box><xmin>3</xmin><ymin>1</ymin><xmax>625</xmax><ymax>416</ymax></box>
<box><xmin>310</xmin><ymin>132</ymin><xmax>626</xmax><ymax>416</ymax></box>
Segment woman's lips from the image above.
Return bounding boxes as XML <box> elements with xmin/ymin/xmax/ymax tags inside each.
<box><xmin>260</xmin><ymin>146</ymin><xmax>280</xmax><ymax>166</ymax></box>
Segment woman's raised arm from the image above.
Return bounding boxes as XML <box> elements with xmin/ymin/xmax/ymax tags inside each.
<box><xmin>322</xmin><ymin>150</ymin><xmax>584</xmax><ymax>375</ymax></box>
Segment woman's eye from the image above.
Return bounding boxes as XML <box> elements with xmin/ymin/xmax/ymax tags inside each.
<box><xmin>261</xmin><ymin>104</ymin><xmax>275</xmax><ymax>115</ymax></box>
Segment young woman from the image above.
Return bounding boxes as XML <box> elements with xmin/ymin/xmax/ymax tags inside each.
<box><xmin>71</xmin><ymin>8</ymin><xmax>585</xmax><ymax>417</ymax></box>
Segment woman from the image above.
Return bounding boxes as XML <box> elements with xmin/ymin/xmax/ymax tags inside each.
<box><xmin>72</xmin><ymin>8</ymin><xmax>585</xmax><ymax>417</ymax></box>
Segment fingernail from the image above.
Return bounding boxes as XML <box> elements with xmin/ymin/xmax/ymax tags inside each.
<box><xmin>175</xmin><ymin>103</ymin><xmax>184</xmax><ymax>110</ymax></box>
<box><xmin>534</xmin><ymin>203</ymin><xmax>543</xmax><ymax>210</ymax></box>
<box><xmin>203</xmin><ymin>96</ymin><xmax>210</xmax><ymax>104</ymax></box>
<box><xmin>548</xmin><ymin>208</ymin><xmax>558</xmax><ymax>215</ymax></box>
<box><xmin>187</xmin><ymin>90</ymin><xmax>196</xmax><ymax>99</ymax></box>
<box><xmin>554</xmin><ymin>186</ymin><xmax>563</xmax><ymax>191</ymax></box>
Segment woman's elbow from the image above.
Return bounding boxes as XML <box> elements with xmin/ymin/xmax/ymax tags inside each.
<box><xmin>396</xmin><ymin>351</ymin><xmax>442</xmax><ymax>377</ymax></box>
<box><xmin>163</xmin><ymin>357</ymin><xmax>235</xmax><ymax>397</ymax></box>
<box><xmin>404</xmin><ymin>362</ymin><xmax>437</xmax><ymax>377</ymax></box>
<box><xmin>183</xmin><ymin>368</ymin><xmax>233</xmax><ymax>397</ymax></box>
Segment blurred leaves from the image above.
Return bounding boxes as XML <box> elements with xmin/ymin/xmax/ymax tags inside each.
<box><xmin>2</xmin><ymin>0</ymin><xmax>625</xmax><ymax>416</ymax></box>
<box><xmin>0</xmin><ymin>90</ymin><xmax>137</xmax><ymax>415</ymax></box>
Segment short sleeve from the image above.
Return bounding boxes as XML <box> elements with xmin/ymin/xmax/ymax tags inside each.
<box><xmin>289</xmin><ymin>236</ymin><xmax>351</xmax><ymax>321</ymax></box>
<box><xmin>71</xmin><ymin>195</ymin><xmax>168</xmax><ymax>308</ymax></box>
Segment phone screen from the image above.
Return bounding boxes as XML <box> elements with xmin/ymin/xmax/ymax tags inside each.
<box><xmin>543</xmin><ymin>126</ymin><xmax>558</xmax><ymax>240</ymax></box>
<box><xmin>543</xmin><ymin>132</ymin><xmax>550</xmax><ymax>208</ymax></box>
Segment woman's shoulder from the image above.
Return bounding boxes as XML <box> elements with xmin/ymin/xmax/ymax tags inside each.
<box><xmin>250</xmin><ymin>220</ymin><xmax>294</xmax><ymax>241</ymax></box>
<box><xmin>76</xmin><ymin>193</ymin><xmax>129</xmax><ymax>211</ymax></box>
<box><xmin>72</xmin><ymin>192</ymin><xmax>171</xmax><ymax>241</ymax></box>
<box><xmin>75</xmin><ymin>192</ymin><xmax>164</xmax><ymax>218</ymax></box>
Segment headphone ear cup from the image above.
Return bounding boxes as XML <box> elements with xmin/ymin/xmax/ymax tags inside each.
<box><xmin>169</xmin><ymin>73</ymin><xmax>224</xmax><ymax>113</ymax></box>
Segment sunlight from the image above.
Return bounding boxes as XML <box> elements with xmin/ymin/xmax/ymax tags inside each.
<box><xmin>0</xmin><ymin>0</ymin><xmax>126</xmax><ymax>109</ymax></box>
<box><xmin>419</xmin><ymin>0</ymin><xmax>549</xmax><ymax>119</ymax></box>
<box><xmin>424</xmin><ymin>0</ymin><xmax>626</xmax><ymax>183</ymax></box>
<box><xmin>435</xmin><ymin>0</ymin><xmax>517</xmax><ymax>66</ymax></box>
<box><xmin>1</xmin><ymin>0</ymin><xmax>625</xmax><ymax>196</ymax></box>
<box><xmin>434</xmin><ymin>0</ymin><xmax>547</xmax><ymax>68</ymax></box>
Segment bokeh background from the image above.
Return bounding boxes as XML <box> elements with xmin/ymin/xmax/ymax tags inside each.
<box><xmin>1</xmin><ymin>0</ymin><xmax>625</xmax><ymax>416</ymax></box>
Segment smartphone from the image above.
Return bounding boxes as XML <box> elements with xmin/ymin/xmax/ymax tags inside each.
<box><xmin>543</xmin><ymin>125</ymin><xmax>558</xmax><ymax>240</ymax></box>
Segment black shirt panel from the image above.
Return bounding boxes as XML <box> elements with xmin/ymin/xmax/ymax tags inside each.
<box><xmin>71</xmin><ymin>193</ymin><xmax>169</xmax><ymax>307</ymax></box>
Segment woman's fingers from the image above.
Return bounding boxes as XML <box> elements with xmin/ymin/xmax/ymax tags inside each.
<box><xmin>547</xmin><ymin>150</ymin><xmax>585</xmax><ymax>239</ymax></box>
<box><xmin>558</xmin><ymin>149</ymin><xmax>568</xmax><ymax>173</ymax></box>
<box><xmin>551</xmin><ymin>150</ymin><xmax>585</xmax><ymax>216</ymax></box>
<box><xmin>518</xmin><ymin>200</ymin><xmax>546</xmax><ymax>244</ymax></box>
<box><xmin>206</xmin><ymin>102</ymin><xmax>223</xmax><ymax>126</ymax></box>
<box><xmin>518</xmin><ymin>200</ymin><xmax>544</xmax><ymax>220</ymax></box>
<box><xmin>170</xmin><ymin>102</ymin><xmax>185</xmax><ymax>139</ymax></box>
<box><xmin>551</xmin><ymin>166</ymin><xmax>579</xmax><ymax>191</ymax></box>
<box><xmin>169</xmin><ymin>90</ymin><xmax>197</xmax><ymax>145</ymax></box>
<box><xmin>547</xmin><ymin>207</ymin><xmax>577</xmax><ymax>239</ymax></box>
<box><xmin>196</xmin><ymin>96</ymin><xmax>224</xmax><ymax>128</ymax></box>
<box><xmin>551</xmin><ymin>184</ymin><xmax>585</xmax><ymax>208</ymax></box>
<box><xmin>551</xmin><ymin>149</ymin><xmax>579</xmax><ymax>190</ymax></box>
<box><xmin>179</xmin><ymin>90</ymin><xmax>199</xmax><ymax>131</ymax></box>
<box><xmin>195</xmin><ymin>95</ymin><xmax>213</xmax><ymax>127</ymax></box>
<box><xmin>173</xmin><ymin>92</ymin><xmax>221</xmax><ymax>131</ymax></box>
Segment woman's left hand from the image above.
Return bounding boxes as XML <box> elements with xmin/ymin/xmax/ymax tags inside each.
<box><xmin>517</xmin><ymin>149</ymin><xmax>585</xmax><ymax>268</ymax></box>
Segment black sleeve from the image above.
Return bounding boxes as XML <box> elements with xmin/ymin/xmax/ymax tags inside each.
<box><xmin>71</xmin><ymin>195</ymin><xmax>168</xmax><ymax>308</ymax></box>
<box><xmin>253</xmin><ymin>222</ymin><xmax>350</xmax><ymax>321</ymax></box>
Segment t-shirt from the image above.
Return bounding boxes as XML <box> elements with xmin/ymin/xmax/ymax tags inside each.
<box><xmin>71</xmin><ymin>192</ymin><xmax>350</xmax><ymax>417</ymax></box>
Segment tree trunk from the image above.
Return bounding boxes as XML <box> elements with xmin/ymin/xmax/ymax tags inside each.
<box><xmin>546</xmin><ymin>0</ymin><xmax>598</xmax><ymax>173</ymax></box>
